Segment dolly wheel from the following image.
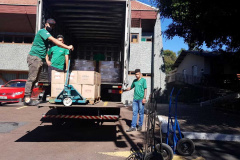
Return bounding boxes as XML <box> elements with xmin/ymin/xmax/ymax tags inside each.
<box><xmin>63</xmin><ymin>97</ymin><xmax>72</xmax><ymax>106</ymax></box>
<box><xmin>156</xmin><ymin>143</ymin><xmax>173</xmax><ymax>160</ymax></box>
<box><xmin>177</xmin><ymin>138</ymin><xmax>195</xmax><ymax>156</ymax></box>
<box><xmin>144</xmin><ymin>152</ymin><xmax>163</xmax><ymax>160</ymax></box>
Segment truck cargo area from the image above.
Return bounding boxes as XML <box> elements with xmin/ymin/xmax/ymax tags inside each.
<box><xmin>38</xmin><ymin>0</ymin><xmax>129</xmax><ymax>102</ymax></box>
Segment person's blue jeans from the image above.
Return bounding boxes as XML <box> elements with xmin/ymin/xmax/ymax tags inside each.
<box><xmin>131</xmin><ymin>99</ymin><xmax>144</xmax><ymax>128</ymax></box>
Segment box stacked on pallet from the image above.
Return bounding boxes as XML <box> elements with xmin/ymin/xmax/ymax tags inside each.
<box><xmin>77</xmin><ymin>71</ymin><xmax>101</xmax><ymax>100</ymax></box>
<box><xmin>73</xmin><ymin>59</ymin><xmax>96</xmax><ymax>71</ymax></box>
<box><xmin>99</xmin><ymin>61</ymin><xmax>121</xmax><ymax>83</ymax></box>
<box><xmin>51</xmin><ymin>70</ymin><xmax>65</xmax><ymax>97</ymax></box>
<box><xmin>51</xmin><ymin>70</ymin><xmax>101</xmax><ymax>101</ymax></box>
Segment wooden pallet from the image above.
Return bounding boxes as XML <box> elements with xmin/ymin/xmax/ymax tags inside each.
<box><xmin>87</xmin><ymin>97</ymin><xmax>101</xmax><ymax>105</ymax></box>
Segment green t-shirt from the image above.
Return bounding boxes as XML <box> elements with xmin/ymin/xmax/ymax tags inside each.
<box><xmin>131</xmin><ymin>78</ymin><xmax>147</xmax><ymax>100</ymax></box>
<box><xmin>93</xmin><ymin>53</ymin><xmax>105</xmax><ymax>61</ymax></box>
<box><xmin>48</xmin><ymin>46</ymin><xmax>69</xmax><ymax>70</ymax></box>
<box><xmin>29</xmin><ymin>29</ymin><xmax>51</xmax><ymax>60</ymax></box>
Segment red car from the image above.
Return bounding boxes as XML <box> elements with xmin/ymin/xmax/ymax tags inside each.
<box><xmin>0</xmin><ymin>79</ymin><xmax>42</xmax><ymax>105</ymax></box>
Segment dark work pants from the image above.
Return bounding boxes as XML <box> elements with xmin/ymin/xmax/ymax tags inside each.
<box><xmin>24</xmin><ymin>55</ymin><xmax>43</xmax><ymax>97</ymax></box>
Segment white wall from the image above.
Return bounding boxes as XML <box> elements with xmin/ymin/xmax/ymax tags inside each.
<box><xmin>154</xmin><ymin>13</ymin><xmax>165</xmax><ymax>91</ymax></box>
<box><xmin>0</xmin><ymin>43</ymin><xmax>30</xmax><ymax>71</ymax></box>
<box><xmin>176</xmin><ymin>54</ymin><xmax>205</xmax><ymax>76</ymax></box>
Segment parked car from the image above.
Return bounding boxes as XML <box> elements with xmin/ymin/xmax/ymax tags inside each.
<box><xmin>0</xmin><ymin>79</ymin><xmax>43</xmax><ymax>105</ymax></box>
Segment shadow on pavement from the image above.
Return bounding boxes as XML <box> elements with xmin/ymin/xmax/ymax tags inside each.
<box><xmin>15</xmin><ymin>118</ymin><xmax>143</xmax><ymax>153</ymax></box>
<box><xmin>194</xmin><ymin>140</ymin><xmax>240</xmax><ymax>160</ymax></box>
<box><xmin>15</xmin><ymin>123</ymin><xmax>117</xmax><ymax>142</ymax></box>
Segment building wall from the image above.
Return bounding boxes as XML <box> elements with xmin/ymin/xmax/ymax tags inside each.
<box><xmin>176</xmin><ymin>54</ymin><xmax>205</xmax><ymax>76</ymax></box>
<box><xmin>153</xmin><ymin>13</ymin><xmax>165</xmax><ymax>91</ymax></box>
<box><xmin>122</xmin><ymin>28</ymin><xmax>153</xmax><ymax>104</ymax></box>
<box><xmin>0</xmin><ymin>43</ymin><xmax>31</xmax><ymax>71</ymax></box>
<box><xmin>129</xmin><ymin>28</ymin><xmax>152</xmax><ymax>73</ymax></box>
<box><xmin>204</xmin><ymin>58</ymin><xmax>211</xmax><ymax>74</ymax></box>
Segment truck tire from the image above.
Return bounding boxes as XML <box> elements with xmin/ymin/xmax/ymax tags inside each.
<box><xmin>144</xmin><ymin>152</ymin><xmax>163</xmax><ymax>160</ymax></box>
<box><xmin>177</xmin><ymin>138</ymin><xmax>195</xmax><ymax>156</ymax></box>
<box><xmin>156</xmin><ymin>143</ymin><xmax>173</xmax><ymax>160</ymax></box>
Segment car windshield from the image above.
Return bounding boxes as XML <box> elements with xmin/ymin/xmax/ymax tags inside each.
<box><xmin>4</xmin><ymin>81</ymin><xmax>26</xmax><ymax>88</ymax></box>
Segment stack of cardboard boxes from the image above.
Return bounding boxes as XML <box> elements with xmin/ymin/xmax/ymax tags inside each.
<box><xmin>99</xmin><ymin>61</ymin><xmax>121</xmax><ymax>83</ymax></box>
<box><xmin>51</xmin><ymin>70</ymin><xmax>65</xmax><ymax>98</ymax></box>
<box><xmin>73</xmin><ymin>59</ymin><xmax>96</xmax><ymax>71</ymax></box>
<box><xmin>51</xmin><ymin>70</ymin><xmax>101</xmax><ymax>100</ymax></box>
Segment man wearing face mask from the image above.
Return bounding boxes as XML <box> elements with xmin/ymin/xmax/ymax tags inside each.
<box><xmin>46</xmin><ymin>35</ymin><xmax>69</xmax><ymax>82</ymax></box>
<box><xmin>24</xmin><ymin>18</ymin><xmax>74</xmax><ymax>105</ymax></box>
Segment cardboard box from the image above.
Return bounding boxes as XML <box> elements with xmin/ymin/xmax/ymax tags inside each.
<box><xmin>99</xmin><ymin>61</ymin><xmax>121</xmax><ymax>83</ymax></box>
<box><xmin>77</xmin><ymin>71</ymin><xmax>97</xmax><ymax>85</ymax></box>
<box><xmin>51</xmin><ymin>70</ymin><xmax>65</xmax><ymax>84</ymax></box>
<box><xmin>65</xmin><ymin>71</ymin><xmax>78</xmax><ymax>84</ymax></box>
<box><xmin>51</xmin><ymin>83</ymin><xmax>64</xmax><ymax>97</ymax></box>
<box><xmin>97</xmin><ymin>85</ymin><xmax>101</xmax><ymax>98</ymax></box>
<box><xmin>73</xmin><ymin>60</ymin><xmax>96</xmax><ymax>71</ymax></box>
<box><xmin>81</xmin><ymin>85</ymin><xmax>98</xmax><ymax>99</ymax></box>
<box><xmin>70</xmin><ymin>84</ymin><xmax>82</xmax><ymax>94</ymax></box>
<box><xmin>96</xmin><ymin>72</ymin><xmax>101</xmax><ymax>85</ymax></box>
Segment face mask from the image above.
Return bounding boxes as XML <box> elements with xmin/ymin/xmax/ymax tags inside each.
<box><xmin>46</xmin><ymin>26</ymin><xmax>52</xmax><ymax>32</ymax></box>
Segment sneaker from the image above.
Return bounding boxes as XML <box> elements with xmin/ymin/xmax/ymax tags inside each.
<box><xmin>126</xmin><ymin>127</ymin><xmax>137</xmax><ymax>132</ymax></box>
<box><xmin>29</xmin><ymin>100</ymin><xmax>40</xmax><ymax>106</ymax></box>
<box><xmin>24</xmin><ymin>99</ymin><xmax>40</xmax><ymax>106</ymax></box>
<box><xmin>137</xmin><ymin>126</ymin><xmax>142</xmax><ymax>131</ymax></box>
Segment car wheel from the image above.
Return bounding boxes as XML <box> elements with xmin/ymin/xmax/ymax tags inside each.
<box><xmin>23</xmin><ymin>98</ymin><xmax>32</xmax><ymax>106</ymax></box>
<box><xmin>0</xmin><ymin>102</ymin><xmax>2</xmax><ymax>106</ymax></box>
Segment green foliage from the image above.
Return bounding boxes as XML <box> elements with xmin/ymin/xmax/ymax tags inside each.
<box><xmin>177</xmin><ymin>48</ymin><xmax>185</xmax><ymax>56</ymax></box>
<box><xmin>154</xmin><ymin>0</ymin><xmax>240</xmax><ymax>52</ymax></box>
<box><xmin>163</xmin><ymin>50</ymin><xmax>177</xmax><ymax>74</ymax></box>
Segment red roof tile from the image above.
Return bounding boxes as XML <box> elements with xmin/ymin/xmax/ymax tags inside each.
<box><xmin>131</xmin><ymin>0</ymin><xmax>157</xmax><ymax>11</ymax></box>
<box><xmin>0</xmin><ymin>0</ymin><xmax>37</xmax><ymax>5</ymax></box>
<box><xmin>0</xmin><ymin>5</ymin><xmax>36</xmax><ymax>14</ymax></box>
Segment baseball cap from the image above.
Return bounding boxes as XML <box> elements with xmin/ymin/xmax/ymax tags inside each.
<box><xmin>46</xmin><ymin>18</ymin><xmax>56</xmax><ymax>25</ymax></box>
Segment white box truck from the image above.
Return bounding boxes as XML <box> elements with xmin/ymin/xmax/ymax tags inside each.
<box><xmin>36</xmin><ymin>0</ymin><xmax>131</xmax><ymax>124</ymax></box>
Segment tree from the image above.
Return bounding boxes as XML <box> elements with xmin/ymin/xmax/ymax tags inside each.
<box><xmin>154</xmin><ymin>0</ymin><xmax>240</xmax><ymax>52</ymax></box>
<box><xmin>177</xmin><ymin>48</ymin><xmax>185</xmax><ymax>56</ymax></box>
<box><xmin>163</xmin><ymin>50</ymin><xmax>177</xmax><ymax>74</ymax></box>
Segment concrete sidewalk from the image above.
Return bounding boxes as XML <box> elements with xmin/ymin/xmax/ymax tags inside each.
<box><xmin>156</xmin><ymin>103</ymin><xmax>240</xmax><ymax>135</ymax></box>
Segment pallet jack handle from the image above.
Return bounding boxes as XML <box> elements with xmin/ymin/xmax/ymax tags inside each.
<box><xmin>65</xmin><ymin>51</ymin><xmax>71</xmax><ymax>87</ymax></box>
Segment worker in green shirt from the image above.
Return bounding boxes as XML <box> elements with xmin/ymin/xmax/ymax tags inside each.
<box><xmin>123</xmin><ymin>69</ymin><xmax>147</xmax><ymax>132</ymax></box>
<box><xmin>46</xmin><ymin>35</ymin><xmax>69</xmax><ymax>82</ymax></box>
<box><xmin>24</xmin><ymin>18</ymin><xmax>74</xmax><ymax>105</ymax></box>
